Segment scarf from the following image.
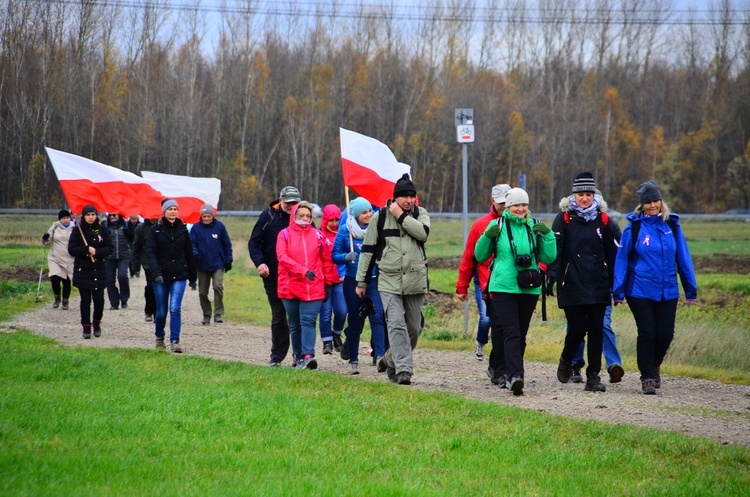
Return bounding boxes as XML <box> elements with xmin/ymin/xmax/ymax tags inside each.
<box><xmin>346</xmin><ymin>215</ymin><xmax>367</xmax><ymax>240</ymax></box>
<box><xmin>568</xmin><ymin>196</ymin><xmax>600</xmax><ymax>222</ymax></box>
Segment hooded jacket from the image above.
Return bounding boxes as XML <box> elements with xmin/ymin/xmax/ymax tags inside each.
<box><xmin>276</xmin><ymin>204</ymin><xmax>339</xmax><ymax>301</ymax></box>
<box><xmin>319</xmin><ymin>204</ymin><xmax>345</xmax><ymax>279</ymax></box>
<box><xmin>613</xmin><ymin>211</ymin><xmax>697</xmax><ymax>302</ymax></box>
<box><xmin>248</xmin><ymin>199</ymin><xmax>291</xmax><ymax>280</ymax></box>
<box><xmin>191</xmin><ymin>217</ymin><xmax>233</xmax><ymax>272</ymax></box>
<box><xmin>456</xmin><ymin>204</ymin><xmax>502</xmax><ymax>296</ymax></box>
<box><xmin>146</xmin><ymin>217</ymin><xmax>197</xmax><ymax>283</ymax></box>
<box><xmin>550</xmin><ymin>196</ymin><xmax>618</xmax><ymax>307</ymax></box>
<box><xmin>103</xmin><ymin>216</ymin><xmax>133</xmax><ymax>260</ymax></box>
<box><xmin>68</xmin><ymin>218</ymin><xmax>113</xmax><ymax>291</ymax></box>
<box><xmin>475</xmin><ymin>209</ymin><xmax>557</xmax><ymax>295</ymax></box>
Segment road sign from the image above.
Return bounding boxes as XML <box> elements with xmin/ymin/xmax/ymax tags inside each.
<box><xmin>518</xmin><ymin>173</ymin><xmax>526</xmax><ymax>189</ymax></box>
<box><xmin>457</xmin><ymin>124</ymin><xmax>475</xmax><ymax>143</ymax></box>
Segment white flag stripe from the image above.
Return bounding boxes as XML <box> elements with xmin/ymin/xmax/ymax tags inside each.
<box><xmin>45</xmin><ymin>147</ymin><xmax>151</xmax><ymax>184</ymax></box>
<box><xmin>339</xmin><ymin>128</ymin><xmax>409</xmax><ymax>181</ymax></box>
<box><xmin>140</xmin><ymin>171</ymin><xmax>221</xmax><ymax>208</ymax></box>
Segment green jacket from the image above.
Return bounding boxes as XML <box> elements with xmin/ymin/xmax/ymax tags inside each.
<box><xmin>356</xmin><ymin>205</ymin><xmax>430</xmax><ymax>295</ymax></box>
<box><xmin>475</xmin><ymin>210</ymin><xmax>556</xmax><ymax>295</ymax></box>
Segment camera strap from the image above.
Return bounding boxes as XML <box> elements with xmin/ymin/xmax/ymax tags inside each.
<box><xmin>505</xmin><ymin>218</ymin><xmax>536</xmax><ymax>266</ymax></box>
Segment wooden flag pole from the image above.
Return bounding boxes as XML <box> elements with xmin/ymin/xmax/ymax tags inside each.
<box><xmin>344</xmin><ymin>186</ymin><xmax>354</xmax><ymax>252</ymax></box>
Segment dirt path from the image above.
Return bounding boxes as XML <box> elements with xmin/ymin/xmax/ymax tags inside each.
<box><xmin>4</xmin><ymin>277</ymin><xmax>749</xmax><ymax>448</ymax></box>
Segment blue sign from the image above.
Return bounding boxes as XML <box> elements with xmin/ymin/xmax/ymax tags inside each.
<box><xmin>518</xmin><ymin>173</ymin><xmax>526</xmax><ymax>190</ymax></box>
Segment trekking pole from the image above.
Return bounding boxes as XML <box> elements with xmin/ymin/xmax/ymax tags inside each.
<box><xmin>36</xmin><ymin>243</ymin><xmax>48</xmax><ymax>302</ymax></box>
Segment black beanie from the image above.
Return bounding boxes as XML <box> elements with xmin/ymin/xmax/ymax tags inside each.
<box><xmin>81</xmin><ymin>205</ymin><xmax>97</xmax><ymax>216</ymax></box>
<box><xmin>58</xmin><ymin>209</ymin><xmax>71</xmax><ymax>220</ymax></box>
<box><xmin>637</xmin><ymin>181</ymin><xmax>662</xmax><ymax>204</ymax></box>
<box><xmin>393</xmin><ymin>173</ymin><xmax>417</xmax><ymax>198</ymax></box>
<box><xmin>571</xmin><ymin>171</ymin><xmax>596</xmax><ymax>193</ymax></box>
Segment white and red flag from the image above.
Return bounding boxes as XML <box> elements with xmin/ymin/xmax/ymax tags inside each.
<box><xmin>140</xmin><ymin>171</ymin><xmax>221</xmax><ymax>224</ymax></box>
<box><xmin>45</xmin><ymin>147</ymin><xmax>163</xmax><ymax>218</ymax></box>
<box><xmin>340</xmin><ymin>128</ymin><xmax>411</xmax><ymax>207</ymax></box>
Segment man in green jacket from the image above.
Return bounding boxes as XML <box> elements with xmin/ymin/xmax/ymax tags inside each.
<box><xmin>356</xmin><ymin>174</ymin><xmax>430</xmax><ymax>385</ymax></box>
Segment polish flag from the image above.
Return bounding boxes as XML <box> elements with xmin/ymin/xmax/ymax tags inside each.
<box><xmin>140</xmin><ymin>171</ymin><xmax>221</xmax><ymax>224</ymax></box>
<box><xmin>340</xmin><ymin>128</ymin><xmax>411</xmax><ymax>207</ymax></box>
<box><xmin>46</xmin><ymin>147</ymin><xmax>164</xmax><ymax>218</ymax></box>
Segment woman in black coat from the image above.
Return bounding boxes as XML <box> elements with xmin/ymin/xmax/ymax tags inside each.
<box><xmin>551</xmin><ymin>172</ymin><xmax>617</xmax><ymax>392</ymax></box>
<box><xmin>67</xmin><ymin>205</ymin><xmax>113</xmax><ymax>339</ymax></box>
<box><xmin>146</xmin><ymin>199</ymin><xmax>197</xmax><ymax>353</ymax></box>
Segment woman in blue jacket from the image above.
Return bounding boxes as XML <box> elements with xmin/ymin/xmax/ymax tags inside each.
<box><xmin>613</xmin><ymin>181</ymin><xmax>697</xmax><ymax>395</ymax></box>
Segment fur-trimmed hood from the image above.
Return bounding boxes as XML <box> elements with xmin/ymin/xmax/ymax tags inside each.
<box><xmin>558</xmin><ymin>195</ymin><xmax>608</xmax><ymax>213</ymax></box>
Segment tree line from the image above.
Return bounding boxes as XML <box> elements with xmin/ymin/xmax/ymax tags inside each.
<box><xmin>1</xmin><ymin>0</ymin><xmax>749</xmax><ymax>214</ymax></box>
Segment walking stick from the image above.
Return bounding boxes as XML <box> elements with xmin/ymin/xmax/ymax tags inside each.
<box><xmin>36</xmin><ymin>243</ymin><xmax>47</xmax><ymax>302</ymax></box>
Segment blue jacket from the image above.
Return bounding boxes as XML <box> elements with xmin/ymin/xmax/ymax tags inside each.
<box><xmin>613</xmin><ymin>212</ymin><xmax>697</xmax><ymax>302</ymax></box>
<box><xmin>191</xmin><ymin>219</ymin><xmax>233</xmax><ymax>272</ymax></box>
<box><xmin>332</xmin><ymin>219</ymin><xmax>366</xmax><ymax>278</ymax></box>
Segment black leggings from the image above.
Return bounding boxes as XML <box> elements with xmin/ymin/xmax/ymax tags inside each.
<box><xmin>78</xmin><ymin>288</ymin><xmax>105</xmax><ymax>326</ymax></box>
<box><xmin>50</xmin><ymin>275</ymin><xmax>72</xmax><ymax>299</ymax></box>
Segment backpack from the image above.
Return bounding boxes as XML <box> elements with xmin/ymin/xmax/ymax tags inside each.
<box><xmin>629</xmin><ymin>217</ymin><xmax>677</xmax><ymax>251</ymax></box>
<box><xmin>362</xmin><ymin>204</ymin><xmax>426</xmax><ymax>284</ymax></box>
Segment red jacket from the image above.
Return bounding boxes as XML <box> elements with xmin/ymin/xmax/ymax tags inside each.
<box><xmin>455</xmin><ymin>205</ymin><xmax>501</xmax><ymax>295</ymax></box>
<box><xmin>277</xmin><ymin>204</ymin><xmax>339</xmax><ymax>301</ymax></box>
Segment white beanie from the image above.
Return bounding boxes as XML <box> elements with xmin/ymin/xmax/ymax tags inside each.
<box><xmin>504</xmin><ymin>188</ymin><xmax>529</xmax><ymax>207</ymax></box>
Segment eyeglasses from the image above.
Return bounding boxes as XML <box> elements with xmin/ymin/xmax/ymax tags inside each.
<box><xmin>109</xmin><ymin>214</ymin><xmax>118</xmax><ymax>217</ymax></box>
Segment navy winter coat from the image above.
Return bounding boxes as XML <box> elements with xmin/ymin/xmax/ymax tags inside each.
<box><xmin>103</xmin><ymin>217</ymin><xmax>133</xmax><ymax>260</ymax></box>
<box><xmin>191</xmin><ymin>219</ymin><xmax>233</xmax><ymax>272</ymax></box>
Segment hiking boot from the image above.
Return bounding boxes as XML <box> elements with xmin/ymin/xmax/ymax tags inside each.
<box><xmin>487</xmin><ymin>366</ymin><xmax>500</xmax><ymax>385</ymax></box>
<box><xmin>608</xmin><ymin>364</ymin><xmax>625</xmax><ymax>383</ymax></box>
<box><xmin>109</xmin><ymin>305</ymin><xmax>118</xmax><ymax>311</ymax></box>
<box><xmin>121</xmin><ymin>303</ymin><xmax>128</xmax><ymax>309</ymax></box>
<box><xmin>170</xmin><ymin>341</ymin><xmax>183</xmax><ymax>354</ymax></box>
<box><xmin>340</xmin><ymin>339</ymin><xmax>350</xmax><ymax>361</ymax></box>
<box><xmin>53</xmin><ymin>295</ymin><xmax>61</xmax><ymax>309</ymax></box>
<box><xmin>322</xmin><ymin>341</ymin><xmax>333</xmax><ymax>355</ymax></box>
<box><xmin>155</xmin><ymin>337</ymin><xmax>166</xmax><ymax>349</ymax></box>
<box><xmin>509</xmin><ymin>376</ymin><xmax>524</xmax><ymax>396</ymax></box>
<box><xmin>474</xmin><ymin>342</ymin><xmax>485</xmax><ymax>360</ymax></box>
<box><xmin>387</xmin><ymin>367</ymin><xmax>398</xmax><ymax>383</ymax></box>
<box><xmin>557</xmin><ymin>358</ymin><xmax>572</xmax><ymax>383</ymax></box>
<box><xmin>269</xmin><ymin>360</ymin><xmax>282</xmax><ymax>367</ymax></box>
<box><xmin>654</xmin><ymin>366</ymin><xmax>662</xmax><ymax>389</ymax></box>
<box><xmin>570</xmin><ymin>366</ymin><xmax>583</xmax><ymax>383</ymax></box>
<box><xmin>585</xmin><ymin>374</ymin><xmax>606</xmax><ymax>392</ymax></box>
<box><xmin>349</xmin><ymin>362</ymin><xmax>360</xmax><ymax>375</ymax></box>
<box><xmin>300</xmin><ymin>354</ymin><xmax>318</xmax><ymax>370</ymax></box>
<box><xmin>214</xmin><ymin>315</ymin><xmax>223</xmax><ymax>323</ymax></box>
<box><xmin>396</xmin><ymin>372</ymin><xmax>412</xmax><ymax>385</ymax></box>
<box><xmin>82</xmin><ymin>324</ymin><xmax>92</xmax><ymax>339</ymax></box>
<box><xmin>376</xmin><ymin>356</ymin><xmax>387</xmax><ymax>373</ymax></box>
<box><xmin>61</xmin><ymin>299</ymin><xmax>69</xmax><ymax>310</ymax></box>
<box><xmin>145</xmin><ymin>314</ymin><xmax>153</xmax><ymax>322</ymax></box>
<box><xmin>201</xmin><ymin>316</ymin><xmax>211</xmax><ymax>325</ymax></box>
<box><xmin>332</xmin><ymin>332</ymin><xmax>343</xmax><ymax>352</ymax></box>
<box><xmin>93</xmin><ymin>321</ymin><xmax>102</xmax><ymax>338</ymax></box>
<box><xmin>642</xmin><ymin>378</ymin><xmax>656</xmax><ymax>395</ymax></box>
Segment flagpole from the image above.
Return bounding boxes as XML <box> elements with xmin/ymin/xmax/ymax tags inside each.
<box><xmin>344</xmin><ymin>186</ymin><xmax>354</xmax><ymax>252</ymax></box>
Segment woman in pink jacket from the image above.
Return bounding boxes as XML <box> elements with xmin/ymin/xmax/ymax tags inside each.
<box><xmin>277</xmin><ymin>201</ymin><xmax>339</xmax><ymax>369</ymax></box>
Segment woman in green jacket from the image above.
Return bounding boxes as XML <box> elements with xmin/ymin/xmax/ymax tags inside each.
<box><xmin>475</xmin><ymin>188</ymin><xmax>556</xmax><ymax>395</ymax></box>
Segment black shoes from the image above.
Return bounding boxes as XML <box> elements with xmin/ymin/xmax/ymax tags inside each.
<box><xmin>332</xmin><ymin>332</ymin><xmax>343</xmax><ymax>352</ymax></box>
<box><xmin>376</xmin><ymin>356</ymin><xmax>388</xmax><ymax>373</ymax></box>
<box><xmin>557</xmin><ymin>358</ymin><xmax>572</xmax><ymax>383</ymax></box>
<box><xmin>570</xmin><ymin>366</ymin><xmax>583</xmax><ymax>383</ymax></box>
<box><xmin>322</xmin><ymin>341</ymin><xmax>333</xmax><ymax>355</ymax></box>
<box><xmin>654</xmin><ymin>366</ymin><xmax>662</xmax><ymax>389</ymax></box>
<box><xmin>214</xmin><ymin>315</ymin><xmax>223</xmax><ymax>323</ymax></box>
<box><xmin>93</xmin><ymin>321</ymin><xmax>101</xmax><ymax>338</ymax></box>
<box><xmin>340</xmin><ymin>339</ymin><xmax>349</xmax><ymax>361</ymax></box>
<box><xmin>585</xmin><ymin>374</ymin><xmax>606</xmax><ymax>392</ymax></box>
<box><xmin>608</xmin><ymin>364</ymin><xmax>625</xmax><ymax>383</ymax></box>
<box><xmin>642</xmin><ymin>378</ymin><xmax>656</xmax><ymax>395</ymax></box>
<box><xmin>387</xmin><ymin>367</ymin><xmax>398</xmax><ymax>383</ymax></box>
<box><xmin>82</xmin><ymin>325</ymin><xmax>92</xmax><ymax>339</ymax></box>
<box><xmin>201</xmin><ymin>316</ymin><xmax>211</xmax><ymax>325</ymax></box>
<box><xmin>396</xmin><ymin>372</ymin><xmax>412</xmax><ymax>385</ymax></box>
<box><xmin>509</xmin><ymin>376</ymin><xmax>524</xmax><ymax>396</ymax></box>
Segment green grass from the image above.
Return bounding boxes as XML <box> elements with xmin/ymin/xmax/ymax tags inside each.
<box><xmin>1</xmin><ymin>332</ymin><xmax>748</xmax><ymax>496</ymax></box>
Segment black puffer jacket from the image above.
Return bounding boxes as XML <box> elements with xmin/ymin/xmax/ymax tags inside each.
<box><xmin>103</xmin><ymin>217</ymin><xmax>133</xmax><ymax>260</ymax></box>
<box><xmin>68</xmin><ymin>220</ymin><xmax>113</xmax><ymax>291</ymax></box>
<box><xmin>146</xmin><ymin>217</ymin><xmax>197</xmax><ymax>283</ymax></box>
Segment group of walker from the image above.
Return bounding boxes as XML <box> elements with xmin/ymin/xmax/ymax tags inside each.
<box><xmin>43</xmin><ymin>170</ymin><xmax>696</xmax><ymax>395</ymax></box>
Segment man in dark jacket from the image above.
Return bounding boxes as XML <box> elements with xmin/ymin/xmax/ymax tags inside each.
<box><xmin>103</xmin><ymin>213</ymin><xmax>133</xmax><ymax>310</ymax></box>
<box><xmin>132</xmin><ymin>218</ymin><xmax>157</xmax><ymax>322</ymax></box>
<box><xmin>248</xmin><ymin>186</ymin><xmax>300</xmax><ymax>366</ymax></box>
<box><xmin>191</xmin><ymin>204</ymin><xmax>233</xmax><ymax>324</ymax></box>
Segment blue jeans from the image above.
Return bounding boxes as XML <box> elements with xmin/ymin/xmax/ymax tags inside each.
<box><xmin>473</xmin><ymin>274</ymin><xmax>491</xmax><ymax>345</ymax></box>
<box><xmin>571</xmin><ymin>305</ymin><xmax>622</xmax><ymax>368</ymax></box>
<box><xmin>319</xmin><ymin>281</ymin><xmax>347</xmax><ymax>341</ymax></box>
<box><xmin>153</xmin><ymin>279</ymin><xmax>187</xmax><ymax>343</ymax></box>
<box><xmin>343</xmin><ymin>276</ymin><xmax>386</xmax><ymax>363</ymax></box>
<box><xmin>283</xmin><ymin>299</ymin><xmax>323</xmax><ymax>358</ymax></box>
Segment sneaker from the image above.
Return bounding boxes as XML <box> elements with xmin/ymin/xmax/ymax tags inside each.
<box><xmin>557</xmin><ymin>358</ymin><xmax>572</xmax><ymax>383</ymax></box>
<box><xmin>171</xmin><ymin>341</ymin><xmax>183</xmax><ymax>354</ymax></box>
<box><xmin>654</xmin><ymin>366</ymin><xmax>662</xmax><ymax>389</ymax></box>
<box><xmin>82</xmin><ymin>325</ymin><xmax>92</xmax><ymax>339</ymax></box>
<box><xmin>486</xmin><ymin>366</ymin><xmax>500</xmax><ymax>385</ymax></box>
<box><xmin>300</xmin><ymin>354</ymin><xmax>318</xmax><ymax>370</ymax></box>
<box><xmin>269</xmin><ymin>360</ymin><xmax>282</xmax><ymax>367</ymax></box>
<box><xmin>387</xmin><ymin>367</ymin><xmax>398</xmax><ymax>383</ymax></box>
<box><xmin>474</xmin><ymin>342</ymin><xmax>485</xmax><ymax>360</ymax></box>
<box><xmin>155</xmin><ymin>338</ymin><xmax>166</xmax><ymax>349</ymax></box>
<box><xmin>584</xmin><ymin>374</ymin><xmax>606</xmax><ymax>392</ymax></box>
<box><xmin>509</xmin><ymin>376</ymin><xmax>524</xmax><ymax>396</ymax></box>
<box><xmin>214</xmin><ymin>315</ymin><xmax>223</xmax><ymax>323</ymax></box>
<box><xmin>201</xmin><ymin>316</ymin><xmax>211</xmax><ymax>325</ymax></box>
<box><xmin>349</xmin><ymin>362</ymin><xmax>360</xmax><ymax>375</ymax></box>
<box><xmin>332</xmin><ymin>333</ymin><xmax>343</xmax><ymax>352</ymax></box>
<box><xmin>93</xmin><ymin>322</ymin><xmax>101</xmax><ymax>338</ymax></box>
<box><xmin>396</xmin><ymin>372</ymin><xmax>412</xmax><ymax>385</ymax></box>
<box><xmin>608</xmin><ymin>364</ymin><xmax>625</xmax><ymax>383</ymax></box>
<box><xmin>570</xmin><ymin>367</ymin><xmax>583</xmax><ymax>383</ymax></box>
<box><xmin>145</xmin><ymin>314</ymin><xmax>153</xmax><ymax>322</ymax></box>
<box><xmin>340</xmin><ymin>339</ymin><xmax>349</xmax><ymax>361</ymax></box>
<box><xmin>322</xmin><ymin>341</ymin><xmax>333</xmax><ymax>355</ymax></box>
<box><xmin>642</xmin><ymin>378</ymin><xmax>657</xmax><ymax>395</ymax></box>
<box><xmin>376</xmin><ymin>356</ymin><xmax>387</xmax><ymax>373</ymax></box>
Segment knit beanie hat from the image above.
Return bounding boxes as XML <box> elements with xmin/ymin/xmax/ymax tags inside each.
<box><xmin>161</xmin><ymin>199</ymin><xmax>178</xmax><ymax>213</ymax></box>
<box><xmin>504</xmin><ymin>188</ymin><xmax>529</xmax><ymax>207</ymax></box>
<box><xmin>637</xmin><ymin>181</ymin><xmax>662</xmax><ymax>204</ymax></box>
<box><xmin>393</xmin><ymin>173</ymin><xmax>417</xmax><ymax>198</ymax></box>
<box><xmin>349</xmin><ymin>197</ymin><xmax>372</xmax><ymax>219</ymax></box>
<box><xmin>58</xmin><ymin>209</ymin><xmax>71</xmax><ymax>220</ymax></box>
<box><xmin>571</xmin><ymin>171</ymin><xmax>596</xmax><ymax>193</ymax></box>
<box><xmin>81</xmin><ymin>205</ymin><xmax>97</xmax><ymax>216</ymax></box>
<box><xmin>200</xmin><ymin>203</ymin><xmax>215</xmax><ymax>216</ymax></box>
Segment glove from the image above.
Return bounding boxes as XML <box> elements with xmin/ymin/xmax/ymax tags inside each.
<box><xmin>154</xmin><ymin>275</ymin><xmax>164</xmax><ymax>284</ymax></box>
<box><xmin>532</xmin><ymin>222</ymin><xmax>551</xmax><ymax>235</ymax></box>
<box><xmin>224</xmin><ymin>262</ymin><xmax>232</xmax><ymax>272</ymax></box>
<box><xmin>305</xmin><ymin>270</ymin><xmax>316</xmax><ymax>281</ymax></box>
<box><xmin>484</xmin><ymin>221</ymin><xmax>500</xmax><ymax>239</ymax></box>
<box><xmin>194</xmin><ymin>255</ymin><xmax>201</xmax><ymax>265</ymax></box>
<box><xmin>190</xmin><ymin>281</ymin><xmax>197</xmax><ymax>290</ymax></box>
<box><xmin>546</xmin><ymin>276</ymin><xmax>555</xmax><ymax>296</ymax></box>
<box><xmin>344</xmin><ymin>252</ymin><xmax>357</xmax><ymax>262</ymax></box>
<box><xmin>42</xmin><ymin>233</ymin><xmax>50</xmax><ymax>243</ymax></box>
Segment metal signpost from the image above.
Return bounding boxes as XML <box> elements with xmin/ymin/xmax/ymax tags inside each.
<box><xmin>455</xmin><ymin>108</ymin><xmax>474</xmax><ymax>335</ymax></box>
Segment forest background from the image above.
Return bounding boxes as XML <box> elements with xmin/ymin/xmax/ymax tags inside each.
<box><xmin>2</xmin><ymin>0</ymin><xmax>750</xmax><ymax>214</ymax></box>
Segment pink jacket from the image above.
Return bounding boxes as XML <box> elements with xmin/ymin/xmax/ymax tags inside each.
<box><xmin>276</xmin><ymin>204</ymin><xmax>339</xmax><ymax>301</ymax></box>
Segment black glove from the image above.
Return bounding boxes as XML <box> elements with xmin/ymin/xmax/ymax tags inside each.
<box><xmin>546</xmin><ymin>276</ymin><xmax>555</xmax><ymax>296</ymax></box>
<box><xmin>154</xmin><ymin>275</ymin><xmax>164</xmax><ymax>284</ymax></box>
<box><xmin>42</xmin><ymin>233</ymin><xmax>50</xmax><ymax>243</ymax></box>
<box><xmin>190</xmin><ymin>281</ymin><xmax>197</xmax><ymax>290</ymax></box>
<box><xmin>224</xmin><ymin>262</ymin><xmax>232</xmax><ymax>272</ymax></box>
<box><xmin>305</xmin><ymin>270</ymin><xmax>316</xmax><ymax>281</ymax></box>
<box><xmin>194</xmin><ymin>255</ymin><xmax>201</xmax><ymax>265</ymax></box>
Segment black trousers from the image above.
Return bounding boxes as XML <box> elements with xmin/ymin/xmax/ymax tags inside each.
<box><xmin>79</xmin><ymin>287</ymin><xmax>105</xmax><ymax>326</ymax></box>
<box><xmin>143</xmin><ymin>269</ymin><xmax>157</xmax><ymax>315</ymax></box>
<box><xmin>486</xmin><ymin>295</ymin><xmax>507</xmax><ymax>377</ymax></box>
<box><xmin>50</xmin><ymin>275</ymin><xmax>71</xmax><ymax>299</ymax></box>
<box><xmin>628</xmin><ymin>297</ymin><xmax>678</xmax><ymax>380</ymax></box>
<box><xmin>491</xmin><ymin>292</ymin><xmax>539</xmax><ymax>380</ymax></box>
<box><xmin>263</xmin><ymin>278</ymin><xmax>290</xmax><ymax>362</ymax></box>
<box><xmin>561</xmin><ymin>304</ymin><xmax>606</xmax><ymax>377</ymax></box>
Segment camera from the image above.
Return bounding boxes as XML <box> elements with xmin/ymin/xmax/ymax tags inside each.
<box><xmin>515</xmin><ymin>254</ymin><xmax>532</xmax><ymax>268</ymax></box>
